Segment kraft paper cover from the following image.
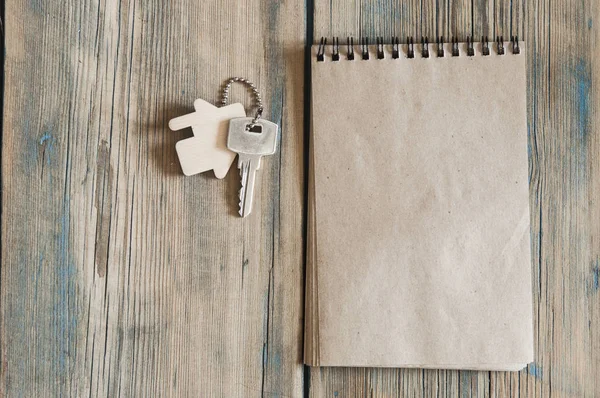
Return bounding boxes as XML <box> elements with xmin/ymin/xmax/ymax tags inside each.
<box><xmin>305</xmin><ymin>42</ymin><xmax>534</xmax><ymax>370</ymax></box>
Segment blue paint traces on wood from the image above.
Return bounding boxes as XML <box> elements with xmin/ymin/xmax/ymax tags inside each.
<box><xmin>271</xmin><ymin>352</ymin><xmax>281</xmax><ymax>370</ymax></box>
<box><xmin>39</xmin><ymin>133</ymin><xmax>54</xmax><ymax>165</ymax></box>
<box><xmin>570</xmin><ymin>59</ymin><xmax>591</xmax><ymax>178</ymax></box>
<box><xmin>267</xmin><ymin>0</ymin><xmax>281</xmax><ymax>32</ymax></box>
<box><xmin>39</xmin><ymin>133</ymin><xmax>52</xmax><ymax>145</ymax></box>
<box><xmin>28</xmin><ymin>0</ymin><xmax>44</xmax><ymax>13</ymax></box>
<box><xmin>459</xmin><ymin>371</ymin><xmax>474</xmax><ymax>397</ymax></box>
<box><xmin>573</xmin><ymin>59</ymin><xmax>590</xmax><ymax>142</ymax></box>
<box><xmin>592</xmin><ymin>263</ymin><xmax>599</xmax><ymax>291</ymax></box>
<box><xmin>527</xmin><ymin>362</ymin><xmax>543</xmax><ymax>379</ymax></box>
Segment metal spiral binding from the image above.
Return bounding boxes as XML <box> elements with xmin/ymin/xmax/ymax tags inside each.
<box><xmin>392</xmin><ymin>37</ymin><xmax>400</xmax><ymax>59</ymax></box>
<box><xmin>467</xmin><ymin>36</ymin><xmax>475</xmax><ymax>56</ymax></box>
<box><xmin>407</xmin><ymin>36</ymin><xmax>415</xmax><ymax>58</ymax></box>
<box><xmin>361</xmin><ymin>37</ymin><xmax>369</xmax><ymax>60</ymax></box>
<box><xmin>317</xmin><ymin>37</ymin><xmax>326</xmax><ymax>61</ymax></box>
<box><xmin>482</xmin><ymin>36</ymin><xmax>490</xmax><ymax>55</ymax></box>
<box><xmin>421</xmin><ymin>37</ymin><xmax>429</xmax><ymax>58</ymax></box>
<box><xmin>437</xmin><ymin>36</ymin><xmax>445</xmax><ymax>57</ymax></box>
<box><xmin>315</xmin><ymin>36</ymin><xmax>521</xmax><ymax>61</ymax></box>
<box><xmin>496</xmin><ymin>36</ymin><xmax>505</xmax><ymax>55</ymax></box>
<box><xmin>452</xmin><ymin>37</ymin><xmax>459</xmax><ymax>56</ymax></box>
<box><xmin>511</xmin><ymin>36</ymin><xmax>520</xmax><ymax>54</ymax></box>
<box><xmin>376</xmin><ymin>37</ymin><xmax>385</xmax><ymax>59</ymax></box>
<box><xmin>332</xmin><ymin>37</ymin><xmax>340</xmax><ymax>61</ymax></box>
<box><xmin>347</xmin><ymin>37</ymin><xmax>355</xmax><ymax>60</ymax></box>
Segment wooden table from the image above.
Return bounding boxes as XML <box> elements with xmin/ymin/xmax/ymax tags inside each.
<box><xmin>2</xmin><ymin>0</ymin><xmax>598</xmax><ymax>396</ymax></box>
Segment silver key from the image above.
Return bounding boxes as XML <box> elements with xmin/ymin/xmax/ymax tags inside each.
<box><xmin>227</xmin><ymin>117</ymin><xmax>278</xmax><ymax>217</ymax></box>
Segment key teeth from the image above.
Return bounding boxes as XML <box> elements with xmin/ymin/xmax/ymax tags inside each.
<box><xmin>238</xmin><ymin>187</ymin><xmax>245</xmax><ymax>217</ymax></box>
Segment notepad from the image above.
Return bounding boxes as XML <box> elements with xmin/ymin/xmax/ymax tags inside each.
<box><xmin>305</xmin><ymin>39</ymin><xmax>534</xmax><ymax>370</ymax></box>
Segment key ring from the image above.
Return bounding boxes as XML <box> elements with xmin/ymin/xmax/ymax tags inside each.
<box><xmin>221</xmin><ymin>77</ymin><xmax>263</xmax><ymax>131</ymax></box>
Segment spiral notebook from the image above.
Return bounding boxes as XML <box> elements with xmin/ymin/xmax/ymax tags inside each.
<box><xmin>305</xmin><ymin>37</ymin><xmax>534</xmax><ymax>370</ymax></box>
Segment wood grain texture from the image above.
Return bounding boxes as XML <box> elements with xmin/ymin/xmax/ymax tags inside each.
<box><xmin>310</xmin><ymin>0</ymin><xmax>600</xmax><ymax>397</ymax></box>
<box><xmin>2</xmin><ymin>0</ymin><xmax>599</xmax><ymax>396</ymax></box>
<box><xmin>1</xmin><ymin>0</ymin><xmax>305</xmax><ymax>396</ymax></box>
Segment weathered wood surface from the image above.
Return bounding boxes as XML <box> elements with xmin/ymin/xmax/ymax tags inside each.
<box><xmin>2</xmin><ymin>0</ymin><xmax>599</xmax><ymax>397</ymax></box>
<box><xmin>1</xmin><ymin>0</ymin><xmax>305</xmax><ymax>396</ymax></box>
<box><xmin>309</xmin><ymin>0</ymin><xmax>600</xmax><ymax>397</ymax></box>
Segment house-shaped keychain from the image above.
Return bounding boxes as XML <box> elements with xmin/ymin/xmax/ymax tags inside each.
<box><xmin>169</xmin><ymin>99</ymin><xmax>245</xmax><ymax>178</ymax></box>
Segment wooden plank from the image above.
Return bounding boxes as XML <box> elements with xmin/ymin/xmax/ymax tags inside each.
<box><xmin>512</xmin><ymin>0</ymin><xmax>525</xmax><ymax>40</ymax></box>
<box><xmin>473</xmin><ymin>0</ymin><xmax>494</xmax><ymax>39</ymax></box>
<box><xmin>315</xmin><ymin>0</ymin><xmax>360</xmax><ymax>38</ymax></box>
<box><xmin>309</xmin><ymin>0</ymin><xmax>600</xmax><ymax>397</ymax></box>
<box><xmin>420</xmin><ymin>0</ymin><xmax>440</xmax><ymax>40</ymax></box>
<box><xmin>359</xmin><ymin>0</ymin><xmax>405</xmax><ymax>39</ymax></box>
<box><xmin>493</xmin><ymin>0</ymin><xmax>511</xmax><ymax>39</ymax></box>
<box><xmin>524</xmin><ymin>0</ymin><xmax>600</xmax><ymax>396</ymax></box>
<box><xmin>448</xmin><ymin>0</ymin><xmax>472</xmax><ymax>39</ymax></box>
<box><xmin>0</xmin><ymin>0</ymin><xmax>305</xmax><ymax>396</ymax></box>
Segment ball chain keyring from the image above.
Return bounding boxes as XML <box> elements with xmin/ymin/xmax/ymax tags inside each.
<box><xmin>221</xmin><ymin>77</ymin><xmax>264</xmax><ymax>131</ymax></box>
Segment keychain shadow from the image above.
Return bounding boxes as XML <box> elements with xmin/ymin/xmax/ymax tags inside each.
<box><xmin>147</xmin><ymin>104</ymin><xmax>191</xmax><ymax>177</ymax></box>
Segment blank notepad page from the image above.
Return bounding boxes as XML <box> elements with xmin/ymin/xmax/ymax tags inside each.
<box><xmin>305</xmin><ymin>42</ymin><xmax>534</xmax><ymax>370</ymax></box>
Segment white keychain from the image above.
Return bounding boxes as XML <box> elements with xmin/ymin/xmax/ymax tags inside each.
<box><xmin>169</xmin><ymin>78</ymin><xmax>278</xmax><ymax>217</ymax></box>
<box><xmin>168</xmin><ymin>98</ymin><xmax>245</xmax><ymax>178</ymax></box>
